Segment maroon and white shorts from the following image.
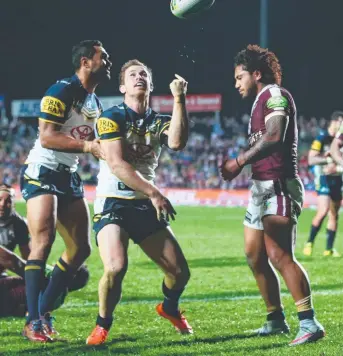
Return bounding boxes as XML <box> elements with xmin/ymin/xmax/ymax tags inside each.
<box><xmin>243</xmin><ymin>177</ymin><xmax>304</xmax><ymax>230</ymax></box>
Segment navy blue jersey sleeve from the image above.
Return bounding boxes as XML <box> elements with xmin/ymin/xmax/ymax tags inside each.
<box><xmin>39</xmin><ymin>81</ymin><xmax>73</xmax><ymax>125</ymax></box>
<box><xmin>13</xmin><ymin>214</ymin><xmax>30</xmax><ymax>247</ymax></box>
<box><xmin>96</xmin><ymin>108</ymin><xmax>126</xmax><ymax>141</ymax></box>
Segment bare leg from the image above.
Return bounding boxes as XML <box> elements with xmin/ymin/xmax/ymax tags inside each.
<box><xmin>244</xmin><ymin>226</ymin><xmax>282</xmax><ymax>312</ymax></box>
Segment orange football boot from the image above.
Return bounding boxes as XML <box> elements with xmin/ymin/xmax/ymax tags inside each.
<box><xmin>86</xmin><ymin>325</ymin><xmax>109</xmax><ymax>345</ymax></box>
<box><xmin>156</xmin><ymin>303</ymin><xmax>193</xmax><ymax>334</ymax></box>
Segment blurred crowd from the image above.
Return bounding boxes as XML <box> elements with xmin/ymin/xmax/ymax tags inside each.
<box><xmin>0</xmin><ymin>111</ymin><xmax>328</xmax><ymax>191</ymax></box>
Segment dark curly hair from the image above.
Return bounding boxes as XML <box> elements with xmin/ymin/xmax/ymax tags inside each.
<box><xmin>234</xmin><ymin>45</ymin><xmax>282</xmax><ymax>86</ymax></box>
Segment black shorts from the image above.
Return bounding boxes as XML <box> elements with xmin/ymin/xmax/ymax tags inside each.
<box><xmin>93</xmin><ymin>198</ymin><xmax>169</xmax><ymax>245</ymax></box>
<box><xmin>316</xmin><ymin>175</ymin><xmax>343</xmax><ymax>201</ymax></box>
<box><xmin>20</xmin><ymin>163</ymin><xmax>84</xmax><ymax>202</ymax></box>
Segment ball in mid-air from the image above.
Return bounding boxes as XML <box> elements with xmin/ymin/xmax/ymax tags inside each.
<box><xmin>170</xmin><ymin>0</ymin><xmax>215</xmax><ymax>19</ymax></box>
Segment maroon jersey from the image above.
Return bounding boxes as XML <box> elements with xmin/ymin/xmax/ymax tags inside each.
<box><xmin>248</xmin><ymin>84</ymin><xmax>298</xmax><ymax>180</ymax></box>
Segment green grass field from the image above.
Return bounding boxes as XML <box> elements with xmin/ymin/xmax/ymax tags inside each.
<box><xmin>0</xmin><ymin>203</ymin><xmax>342</xmax><ymax>355</ymax></box>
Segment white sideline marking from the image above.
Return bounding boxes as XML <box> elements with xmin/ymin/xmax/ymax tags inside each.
<box><xmin>62</xmin><ymin>289</ymin><xmax>343</xmax><ymax>309</ymax></box>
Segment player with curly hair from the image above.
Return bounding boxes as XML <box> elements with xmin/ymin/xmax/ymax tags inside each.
<box><xmin>221</xmin><ymin>45</ymin><xmax>325</xmax><ymax>346</ymax></box>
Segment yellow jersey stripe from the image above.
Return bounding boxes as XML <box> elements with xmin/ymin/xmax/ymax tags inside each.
<box><xmin>25</xmin><ymin>265</ymin><xmax>42</xmax><ymax>271</ymax></box>
<box><xmin>28</xmin><ymin>180</ymin><xmax>41</xmax><ymax>187</ymax></box>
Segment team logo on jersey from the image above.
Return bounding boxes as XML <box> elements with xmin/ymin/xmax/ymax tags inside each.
<box><xmin>41</xmin><ymin>96</ymin><xmax>66</xmax><ymax>118</ymax></box>
<box><xmin>127</xmin><ymin>143</ymin><xmax>154</xmax><ymax>162</ymax></box>
<box><xmin>266</xmin><ymin>96</ymin><xmax>288</xmax><ymax>110</ymax></box>
<box><xmin>148</xmin><ymin>123</ymin><xmax>158</xmax><ymax>134</ymax></box>
<box><xmin>97</xmin><ymin>118</ymin><xmax>120</xmax><ymax>135</ymax></box>
<box><xmin>71</xmin><ymin>125</ymin><xmax>93</xmax><ymax>140</ymax></box>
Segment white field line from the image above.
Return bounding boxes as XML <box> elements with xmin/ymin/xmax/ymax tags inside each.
<box><xmin>61</xmin><ymin>289</ymin><xmax>343</xmax><ymax>309</ymax></box>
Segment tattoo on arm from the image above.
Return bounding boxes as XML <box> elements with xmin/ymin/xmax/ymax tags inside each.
<box><xmin>241</xmin><ymin>115</ymin><xmax>288</xmax><ymax>165</ymax></box>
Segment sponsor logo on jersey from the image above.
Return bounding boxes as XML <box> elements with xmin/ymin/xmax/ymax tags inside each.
<box><xmin>97</xmin><ymin>118</ymin><xmax>120</xmax><ymax>135</ymax></box>
<box><xmin>248</xmin><ymin>130</ymin><xmax>263</xmax><ymax>146</ymax></box>
<box><xmin>41</xmin><ymin>96</ymin><xmax>66</xmax><ymax>118</ymax></box>
<box><xmin>71</xmin><ymin>125</ymin><xmax>93</xmax><ymax>140</ymax></box>
<box><xmin>266</xmin><ymin>96</ymin><xmax>288</xmax><ymax>110</ymax></box>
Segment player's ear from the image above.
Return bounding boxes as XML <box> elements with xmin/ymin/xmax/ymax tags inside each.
<box><xmin>81</xmin><ymin>57</ymin><xmax>90</xmax><ymax>69</ymax></box>
<box><xmin>119</xmin><ymin>85</ymin><xmax>126</xmax><ymax>94</ymax></box>
<box><xmin>253</xmin><ymin>70</ymin><xmax>262</xmax><ymax>81</ymax></box>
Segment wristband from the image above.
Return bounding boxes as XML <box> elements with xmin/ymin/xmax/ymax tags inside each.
<box><xmin>174</xmin><ymin>95</ymin><xmax>186</xmax><ymax>104</ymax></box>
<box><xmin>236</xmin><ymin>157</ymin><xmax>242</xmax><ymax>168</ymax></box>
<box><xmin>326</xmin><ymin>157</ymin><xmax>333</xmax><ymax>164</ymax></box>
<box><xmin>336</xmin><ymin>166</ymin><xmax>343</xmax><ymax>173</ymax></box>
<box><xmin>83</xmin><ymin>141</ymin><xmax>92</xmax><ymax>153</ymax></box>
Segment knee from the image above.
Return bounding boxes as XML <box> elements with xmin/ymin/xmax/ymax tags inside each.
<box><xmin>314</xmin><ymin>210</ymin><xmax>328</xmax><ymax>223</ymax></box>
<box><xmin>245</xmin><ymin>249</ymin><xmax>266</xmax><ymax>272</ymax></box>
<box><xmin>103</xmin><ymin>262</ymin><xmax>128</xmax><ymax>283</ymax></box>
<box><xmin>31</xmin><ymin>238</ymin><xmax>54</xmax><ymax>259</ymax></box>
<box><xmin>328</xmin><ymin>211</ymin><xmax>339</xmax><ymax>223</ymax></box>
<box><xmin>167</xmin><ymin>264</ymin><xmax>191</xmax><ymax>287</ymax></box>
<box><xmin>73</xmin><ymin>242</ymin><xmax>92</xmax><ymax>261</ymax></box>
<box><xmin>80</xmin><ymin>243</ymin><xmax>92</xmax><ymax>260</ymax></box>
<box><xmin>268</xmin><ymin>250</ymin><xmax>292</xmax><ymax>272</ymax></box>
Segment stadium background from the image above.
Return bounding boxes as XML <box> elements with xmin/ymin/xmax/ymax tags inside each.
<box><xmin>0</xmin><ymin>1</ymin><xmax>342</xmax><ymax>355</ymax></box>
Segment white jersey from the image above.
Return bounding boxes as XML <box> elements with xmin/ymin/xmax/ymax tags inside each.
<box><xmin>95</xmin><ymin>103</ymin><xmax>171</xmax><ymax>200</ymax></box>
<box><xmin>26</xmin><ymin>75</ymin><xmax>102</xmax><ymax>172</ymax></box>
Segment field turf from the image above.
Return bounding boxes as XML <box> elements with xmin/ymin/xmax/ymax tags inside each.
<box><xmin>0</xmin><ymin>203</ymin><xmax>342</xmax><ymax>355</ymax></box>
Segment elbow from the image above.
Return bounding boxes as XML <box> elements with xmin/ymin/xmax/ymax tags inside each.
<box><xmin>270</xmin><ymin>137</ymin><xmax>283</xmax><ymax>149</ymax></box>
<box><xmin>168</xmin><ymin>142</ymin><xmax>186</xmax><ymax>151</ymax></box>
<box><xmin>40</xmin><ymin>134</ymin><xmax>51</xmax><ymax>149</ymax></box>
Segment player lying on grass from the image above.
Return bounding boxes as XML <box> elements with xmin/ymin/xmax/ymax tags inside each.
<box><xmin>0</xmin><ymin>245</ymin><xmax>89</xmax><ymax>317</ymax></box>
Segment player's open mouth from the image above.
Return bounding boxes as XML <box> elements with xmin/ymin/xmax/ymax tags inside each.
<box><xmin>135</xmin><ymin>81</ymin><xmax>146</xmax><ymax>88</ymax></box>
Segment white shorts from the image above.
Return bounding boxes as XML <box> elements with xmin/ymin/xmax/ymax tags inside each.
<box><xmin>243</xmin><ymin>177</ymin><xmax>304</xmax><ymax>230</ymax></box>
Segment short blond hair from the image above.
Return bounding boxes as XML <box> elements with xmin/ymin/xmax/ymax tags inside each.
<box><xmin>119</xmin><ymin>59</ymin><xmax>153</xmax><ymax>85</ymax></box>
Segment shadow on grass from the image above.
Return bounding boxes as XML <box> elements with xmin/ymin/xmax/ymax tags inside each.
<box><xmin>7</xmin><ymin>334</ymin><xmax>139</xmax><ymax>355</ymax></box>
<box><xmin>135</xmin><ymin>256</ymin><xmax>247</xmax><ymax>269</ymax></box>
<box><xmin>6</xmin><ymin>333</ymin><xmax>285</xmax><ymax>355</ymax></box>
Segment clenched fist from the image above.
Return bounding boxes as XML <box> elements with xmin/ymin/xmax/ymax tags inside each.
<box><xmin>170</xmin><ymin>74</ymin><xmax>188</xmax><ymax>98</ymax></box>
<box><xmin>220</xmin><ymin>158</ymin><xmax>243</xmax><ymax>181</ymax></box>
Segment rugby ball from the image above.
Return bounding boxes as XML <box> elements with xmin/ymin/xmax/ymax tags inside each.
<box><xmin>170</xmin><ymin>0</ymin><xmax>215</xmax><ymax>19</ymax></box>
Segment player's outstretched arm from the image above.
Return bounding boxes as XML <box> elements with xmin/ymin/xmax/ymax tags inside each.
<box><xmin>308</xmin><ymin>149</ymin><xmax>332</xmax><ymax>166</ymax></box>
<box><xmin>101</xmin><ymin>139</ymin><xmax>176</xmax><ymax>221</ymax></box>
<box><xmin>39</xmin><ymin>120</ymin><xmax>104</xmax><ymax>158</ymax></box>
<box><xmin>330</xmin><ymin>137</ymin><xmax>343</xmax><ymax>166</ymax></box>
<box><xmin>0</xmin><ymin>245</ymin><xmax>26</xmax><ymax>278</ymax></box>
<box><xmin>237</xmin><ymin>114</ymin><xmax>288</xmax><ymax>167</ymax></box>
<box><xmin>164</xmin><ymin>74</ymin><xmax>189</xmax><ymax>151</ymax></box>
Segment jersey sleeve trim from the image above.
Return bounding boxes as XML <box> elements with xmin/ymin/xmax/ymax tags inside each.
<box><xmin>100</xmin><ymin>137</ymin><xmax>123</xmax><ymax>142</ymax></box>
<box><xmin>264</xmin><ymin>110</ymin><xmax>287</xmax><ymax>123</ymax></box>
<box><xmin>159</xmin><ymin>122</ymin><xmax>170</xmax><ymax>137</ymax></box>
